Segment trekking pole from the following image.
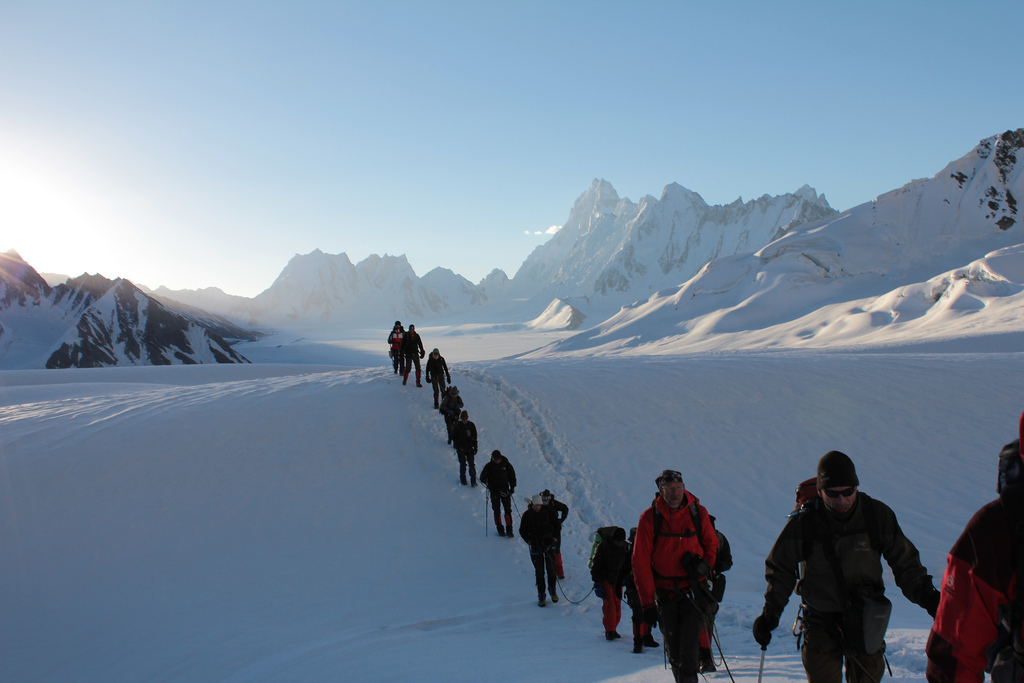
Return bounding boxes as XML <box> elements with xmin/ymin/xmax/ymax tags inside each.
<box><xmin>757</xmin><ymin>645</ymin><xmax>766</xmax><ymax>683</ymax></box>
<box><xmin>485</xmin><ymin>489</ymin><xmax>489</xmax><ymax>538</ymax></box>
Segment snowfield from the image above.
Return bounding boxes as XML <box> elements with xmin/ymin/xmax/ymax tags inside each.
<box><xmin>2</xmin><ymin>326</ymin><xmax>1021</xmax><ymax>682</ymax></box>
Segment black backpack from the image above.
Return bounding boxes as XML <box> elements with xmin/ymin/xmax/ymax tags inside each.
<box><xmin>588</xmin><ymin>526</ymin><xmax>624</xmax><ymax>569</ymax></box>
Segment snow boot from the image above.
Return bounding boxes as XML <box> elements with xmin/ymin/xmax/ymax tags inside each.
<box><xmin>538</xmin><ymin>595</ymin><xmax>546</xmax><ymax>607</ymax></box>
<box><xmin>644</xmin><ymin>634</ymin><xmax>660</xmax><ymax>648</ymax></box>
<box><xmin>403</xmin><ymin>373</ymin><xmax>409</xmax><ymax>385</ymax></box>
<box><xmin>632</xmin><ymin>638</ymin><xmax>643</xmax><ymax>654</ymax></box>
<box><xmin>606</xmin><ymin>631</ymin><xmax>621</xmax><ymax>641</ymax></box>
<box><xmin>505</xmin><ymin>525</ymin><xmax>514</xmax><ymax>537</ymax></box>
<box><xmin>415</xmin><ymin>371</ymin><xmax>422</xmax><ymax>387</ymax></box>
<box><xmin>496</xmin><ymin>525</ymin><xmax>506</xmax><ymax>537</ymax></box>
<box><xmin>550</xmin><ymin>592</ymin><xmax>558</xmax><ymax>603</ymax></box>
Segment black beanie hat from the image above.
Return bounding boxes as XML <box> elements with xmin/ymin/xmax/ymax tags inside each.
<box><xmin>817</xmin><ymin>450</ymin><xmax>859</xmax><ymax>490</ymax></box>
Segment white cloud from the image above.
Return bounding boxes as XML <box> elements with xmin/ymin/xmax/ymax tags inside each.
<box><xmin>526</xmin><ymin>225</ymin><xmax>562</xmax><ymax>236</ymax></box>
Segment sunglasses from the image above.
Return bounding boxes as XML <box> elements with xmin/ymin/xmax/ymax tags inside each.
<box><xmin>657</xmin><ymin>470</ymin><xmax>683</xmax><ymax>485</ymax></box>
<box><xmin>823</xmin><ymin>486</ymin><xmax>856</xmax><ymax>499</ymax></box>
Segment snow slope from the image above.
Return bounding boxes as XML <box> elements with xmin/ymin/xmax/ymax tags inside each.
<box><xmin>2</xmin><ymin>325</ymin><xmax>1022</xmax><ymax>682</ymax></box>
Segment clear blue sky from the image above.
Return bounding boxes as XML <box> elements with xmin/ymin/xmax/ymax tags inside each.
<box><xmin>2</xmin><ymin>0</ymin><xmax>1021</xmax><ymax>297</ymax></box>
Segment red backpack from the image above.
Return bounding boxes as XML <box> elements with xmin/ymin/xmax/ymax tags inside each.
<box><xmin>789</xmin><ymin>477</ymin><xmax>819</xmax><ymax>518</ymax></box>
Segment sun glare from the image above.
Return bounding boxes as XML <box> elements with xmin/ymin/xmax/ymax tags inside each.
<box><xmin>0</xmin><ymin>142</ymin><xmax>136</xmax><ymax>279</ymax></box>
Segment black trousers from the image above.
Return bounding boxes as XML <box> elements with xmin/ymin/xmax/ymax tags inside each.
<box><xmin>489</xmin><ymin>490</ymin><xmax>512</xmax><ymax>518</ymax></box>
<box><xmin>530</xmin><ymin>547</ymin><xmax>557</xmax><ymax>597</ymax></box>
<box><xmin>402</xmin><ymin>353</ymin><xmax>421</xmax><ymax>375</ymax></box>
<box><xmin>457</xmin><ymin>448</ymin><xmax>476</xmax><ymax>485</ymax></box>
<box><xmin>655</xmin><ymin>588</ymin><xmax>704</xmax><ymax>683</ymax></box>
<box><xmin>430</xmin><ymin>376</ymin><xmax>447</xmax><ymax>402</ymax></box>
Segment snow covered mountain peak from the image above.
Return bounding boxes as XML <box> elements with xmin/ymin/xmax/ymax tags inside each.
<box><xmin>510</xmin><ymin>179</ymin><xmax>837</xmax><ymax>317</ymax></box>
<box><xmin>793</xmin><ymin>183</ymin><xmax>830</xmax><ymax>208</ymax></box>
<box><xmin>237</xmin><ymin>250</ymin><xmax>479</xmax><ymax>326</ymax></box>
<box><xmin>0</xmin><ymin>249</ymin><xmax>50</xmax><ymax>304</ymax></box>
<box><xmin>658</xmin><ymin>182</ymin><xmax>709</xmax><ymax>209</ymax></box>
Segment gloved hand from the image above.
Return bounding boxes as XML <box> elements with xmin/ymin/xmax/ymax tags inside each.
<box><xmin>593</xmin><ymin>582</ymin><xmax>605</xmax><ymax>599</ymax></box>
<box><xmin>420</xmin><ymin>351</ymin><xmax>425</xmax><ymax>358</ymax></box>
<box><xmin>924</xmin><ymin>586</ymin><xmax>941</xmax><ymax>618</ymax></box>
<box><xmin>446</xmin><ymin>375</ymin><xmax>451</xmax><ymax>383</ymax></box>
<box><xmin>643</xmin><ymin>604</ymin><xmax>659</xmax><ymax>627</ymax></box>
<box><xmin>752</xmin><ymin>611</ymin><xmax>778</xmax><ymax>648</ymax></box>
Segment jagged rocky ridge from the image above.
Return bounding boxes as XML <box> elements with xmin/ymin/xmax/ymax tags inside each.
<box><xmin>0</xmin><ymin>251</ymin><xmax>254</xmax><ymax>368</ymax></box>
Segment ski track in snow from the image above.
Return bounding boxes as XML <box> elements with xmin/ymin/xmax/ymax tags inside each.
<box><xmin>457</xmin><ymin>366</ymin><xmax>621</xmax><ymax>543</ymax></box>
<box><xmin>399</xmin><ymin>363</ymin><xmax>626</xmax><ymax>610</ymax></box>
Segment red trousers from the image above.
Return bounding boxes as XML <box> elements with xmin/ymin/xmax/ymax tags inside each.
<box><xmin>600</xmin><ymin>581</ymin><xmax>622</xmax><ymax>632</ymax></box>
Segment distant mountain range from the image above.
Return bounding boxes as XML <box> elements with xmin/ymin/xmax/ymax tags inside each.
<box><xmin>0</xmin><ymin>252</ymin><xmax>257</xmax><ymax>369</ymax></box>
<box><xmin>3</xmin><ymin>128</ymin><xmax>1021</xmax><ymax>367</ymax></box>
<box><xmin>149</xmin><ymin>181</ymin><xmax>837</xmax><ymax>328</ymax></box>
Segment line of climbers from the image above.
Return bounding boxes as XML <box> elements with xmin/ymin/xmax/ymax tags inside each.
<box><xmin>392</xmin><ymin>326</ymin><xmax>1024</xmax><ymax>683</ymax></box>
<box><xmin>389</xmin><ymin>320</ymin><xmax>705</xmax><ymax>669</ymax></box>
<box><xmin>387</xmin><ymin>322</ymin><xmax>577</xmax><ymax>610</ymax></box>
<box><xmin>389</xmin><ymin>320</ymin><xmax>475</xmax><ymax>484</ymax></box>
